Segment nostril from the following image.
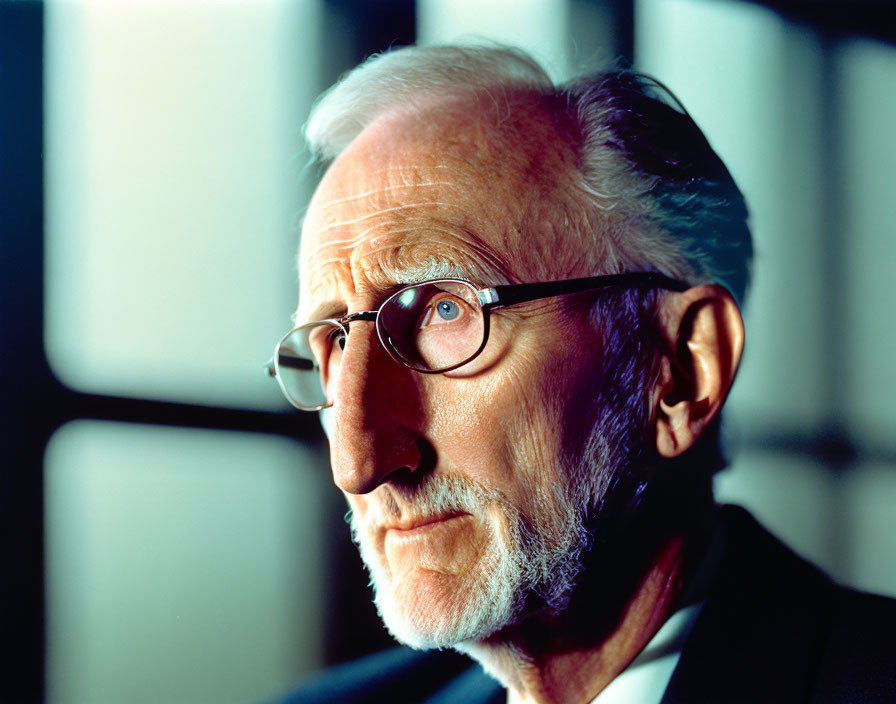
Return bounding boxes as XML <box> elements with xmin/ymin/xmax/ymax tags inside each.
<box><xmin>332</xmin><ymin>423</ymin><xmax>432</xmax><ymax>495</ymax></box>
<box><xmin>382</xmin><ymin>465</ymin><xmax>417</xmax><ymax>487</ymax></box>
<box><xmin>416</xmin><ymin>437</ymin><xmax>437</xmax><ymax>474</ymax></box>
<box><xmin>378</xmin><ymin>438</ymin><xmax>436</xmax><ymax>489</ymax></box>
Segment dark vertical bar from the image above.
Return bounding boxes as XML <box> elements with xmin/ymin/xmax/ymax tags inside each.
<box><xmin>816</xmin><ymin>33</ymin><xmax>855</xmax><ymax>574</ymax></box>
<box><xmin>615</xmin><ymin>0</ymin><xmax>635</xmax><ymax>65</ymax></box>
<box><xmin>569</xmin><ymin>0</ymin><xmax>634</xmax><ymax>72</ymax></box>
<box><xmin>324</xmin><ymin>0</ymin><xmax>416</xmax><ymax>65</ymax></box>
<box><xmin>818</xmin><ymin>34</ymin><xmax>847</xmax><ymax>442</ymax></box>
<box><xmin>0</xmin><ymin>1</ymin><xmax>47</xmax><ymax>702</ymax></box>
<box><xmin>318</xmin><ymin>0</ymin><xmax>417</xmax><ymax>108</ymax></box>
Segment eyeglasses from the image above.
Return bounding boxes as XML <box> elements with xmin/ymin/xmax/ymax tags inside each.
<box><xmin>268</xmin><ymin>271</ymin><xmax>687</xmax><ymax>411</ymax></box>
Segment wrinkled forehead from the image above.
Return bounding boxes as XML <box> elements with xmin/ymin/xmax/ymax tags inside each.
<box><xmin>298</xmin><ymin>100</ymin><xmax>580</xmax><ymax>317</ymax></box>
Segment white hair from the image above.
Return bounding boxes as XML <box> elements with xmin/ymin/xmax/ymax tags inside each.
<box><xmin>349</xmin><ymin>470</ymin><xmax>590</xmax><ymax>652</ymax></box>
<box><xmin>306</xmin><ymin>45</ymin><xmax>553</xmax><ymax>162</ymax></box>
<box><xmin>304</xmin><ymin>43</ymin><xmax>752</xmax><ymax>303</ymax></box>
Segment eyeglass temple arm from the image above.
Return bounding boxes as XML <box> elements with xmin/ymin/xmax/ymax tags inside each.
<box><xmin>265</xmin><ymin>357</ymin><xmax>314</xmax><ymax>376</ymax></box>
<box><xmin>483</xmin><ymin>272</ymin><xmax>689</xmax><ymax>309</ymax></box>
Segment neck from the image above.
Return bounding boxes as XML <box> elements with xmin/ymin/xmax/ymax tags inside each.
<box><xmin>457</xmin><ymin>530</ymin><xmax>700</xmax><ymax>704</ymax></box>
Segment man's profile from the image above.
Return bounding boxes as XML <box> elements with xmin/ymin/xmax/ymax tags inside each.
<box><xmin>269</xmin><ymin>44</ymin><xmax>896</xmax><ymax>704</ymax></box>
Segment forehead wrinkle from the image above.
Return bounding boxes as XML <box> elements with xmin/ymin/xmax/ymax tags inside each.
<box><xmin>303</xmin><ymin>189</ymin><xmax>478</xmax><ymax>290</ymax></box>
<box><xmin>300</xmin><ymin>116</ymin><xmax>554</xmax><ymax>318</ymax></box>
<box><xmin>317</xmin><ymin>162</ymin><xmax>455</xmax><ymax>212</ymax></box>
<box><xmin>316</xmin><ymin>201</ymin><xmax>464</xmax><ymax>234</ymax></box>
<box><xmin>302</xmin><ymin>220</ymin><xmax>516</xmax><ymax>307</ymax></box>
<box><xmin>300</xmin><ymin>230</ymin><xmax>486</xmax><ymax>316</ymax></box>
<box><xmin>301</xmin><ymin>200</ymin><xmax>456</xmax><ymax>279</ymax></box>
<box><xmin>302</xmin><ymin>228</ymin><xmax>388</xmax><ymax>267</ymax></box>
<box><xmin>317</xmin><ymin>180</ymin><xmax>455</xmax><ymax>211</ymax></box>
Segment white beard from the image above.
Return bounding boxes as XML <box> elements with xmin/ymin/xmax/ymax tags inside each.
<box><xmin>349</xmin><ymin>469</ymin><xmax>593</xmax><ymax>650</ymax></box>
<box><xmin>345</xmin><ymin>295</ymin><xmax>655</xmax><ymax>654</ymax></box>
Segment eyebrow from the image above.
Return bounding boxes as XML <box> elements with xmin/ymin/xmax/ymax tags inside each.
<box><xmin>298</xmin><ymin>257</ymin><xmax>484</xmax><ymax>324</ymax></box>
<box><xmin>389</xmin><ymin>258</ymin><xmax>478</xmax><ymax>285</ymax></box>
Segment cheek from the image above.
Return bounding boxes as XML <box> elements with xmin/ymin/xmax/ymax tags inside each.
<box><xmin>422</xmin><ymin>371</ymin><xmax>535</xmax><ymax>478</ymax></box>
<box><xmin>420</xmin><ymin>344</ymin><xmax>575</xmax><ymax>506</ymax></box>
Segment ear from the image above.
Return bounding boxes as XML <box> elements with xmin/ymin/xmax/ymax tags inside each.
<box><xmin>651</xmin><ymin>285</ymin><xmax>744</xmax><ymax>458</ymax></box>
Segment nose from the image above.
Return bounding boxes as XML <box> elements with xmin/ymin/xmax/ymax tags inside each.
<box><xmin>328</xmin><ymin>320</ymin><xmax>424</xmax><ymax>495</ymax></box>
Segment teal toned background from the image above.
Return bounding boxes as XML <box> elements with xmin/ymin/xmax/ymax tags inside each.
<box><xmin>5</xmin><ymin>0</ymin><xmax>894</xmax><ymax>701</ymax></box>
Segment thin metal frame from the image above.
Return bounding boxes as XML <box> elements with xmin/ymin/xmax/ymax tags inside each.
<box><xmin>270</xmin><ymin>271</ymin><xmax>689</xmax><ymax>410</ymax></box>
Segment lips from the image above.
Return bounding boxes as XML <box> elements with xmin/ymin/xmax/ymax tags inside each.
<box><xmin>385</xmin><ymin>512</ymin><xmax>469</xmax><ymax>533</ymax></box>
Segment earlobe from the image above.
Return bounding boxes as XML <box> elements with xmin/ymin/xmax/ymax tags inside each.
<box><xmin>653</xmin><ymin>285</ymin><xmax>744</xmax><ymax>459</ymax></box>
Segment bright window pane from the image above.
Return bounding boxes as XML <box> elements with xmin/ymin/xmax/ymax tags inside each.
<box><xmin>44</xmin><ymin>0</ymin><xmax>320</xmax><ymax>409</ymax></box>
<box><xmin>838</xmin><ymin>38</ymin><xmax>896</xmax><ymax>444</ymax></box>
<box><xmin>843</xmin><ymin>462</ymin><xmax>896</xmax><ymax>598</ymax></box>
<box><xmin>45</xmin><ymin>421</ymin><xmax>333</xmax><ymax>704</ymax></box>
<box><xmin>636</xmin><ymin>0</ymin><xmax>829</xmax><ymax>433</ymax></box>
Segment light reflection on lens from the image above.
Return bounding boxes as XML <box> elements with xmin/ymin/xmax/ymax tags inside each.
<box><xmin>379</xmin><ymin>281</ymin><xmax>485</xmax><ymax>371</ymax></box>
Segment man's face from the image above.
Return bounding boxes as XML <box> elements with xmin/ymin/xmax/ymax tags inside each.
<box><xmin>298</xmin><ymin>107</ymin><xmax>629</xmax><ymax>648</ymax></box>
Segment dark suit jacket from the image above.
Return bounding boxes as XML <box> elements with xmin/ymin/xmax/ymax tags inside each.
<box><xmin>278</xmin><ymin>506</ymin><xmax>896</xmax><ymax>703</ymax></box>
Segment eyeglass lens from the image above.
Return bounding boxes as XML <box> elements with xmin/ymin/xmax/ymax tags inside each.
<box><xmin>378</xmin><ymin>280</ymin><xmax>485</xmax><ymax>370</ymax></box>
<box><xmin>275</xmin><ymin>280</ymin><xmax>486</xmax><ymax>410</ymax></box>
<box><xmin>275</xmin><ymin>324</ymin><xmax>343</xmax><ymax>410</ymax></box>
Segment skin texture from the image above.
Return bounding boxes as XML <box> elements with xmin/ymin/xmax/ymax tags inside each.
<box><xmin>297</xmin><ymin>99</ymin><xmax>744</xmax><ymax>704</ymax></box>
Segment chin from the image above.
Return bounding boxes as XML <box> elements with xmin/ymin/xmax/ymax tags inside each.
<box><xmin>392</xmin><ymin>570</ymin><xmax>520</xmax><ymax>649</ymax></box>
<box><xmin>363</xmin><ymin>541</ymin><xmax>523</xmax><ymax>650</ymax></box>
<box><xmin>347</xmin><ymin>470</ymin><xmax>592</xmax><ymax>650</ymax></box>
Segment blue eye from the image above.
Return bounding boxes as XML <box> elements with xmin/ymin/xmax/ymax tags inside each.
<box><xmin>436</xmin><ymin>300</ymin><xmax>459</xmax><ymax>320</ymax></box>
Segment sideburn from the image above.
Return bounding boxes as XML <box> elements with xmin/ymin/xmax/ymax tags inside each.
<box><xmin>541</xmin><ymin>286</ymin><xmax>713</xmax><ymax>648</ymax></box>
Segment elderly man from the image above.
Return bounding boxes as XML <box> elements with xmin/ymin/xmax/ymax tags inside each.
<box><xmin>270</xmin><ymin>45</ymin><xmax>896</xmax><ymax>704</ymax></box>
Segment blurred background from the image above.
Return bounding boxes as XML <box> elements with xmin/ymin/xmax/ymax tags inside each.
<box><xmin>2</xmin><ymin>0</ymin><xmax>895</xmax><ymax>702</ymax></box>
